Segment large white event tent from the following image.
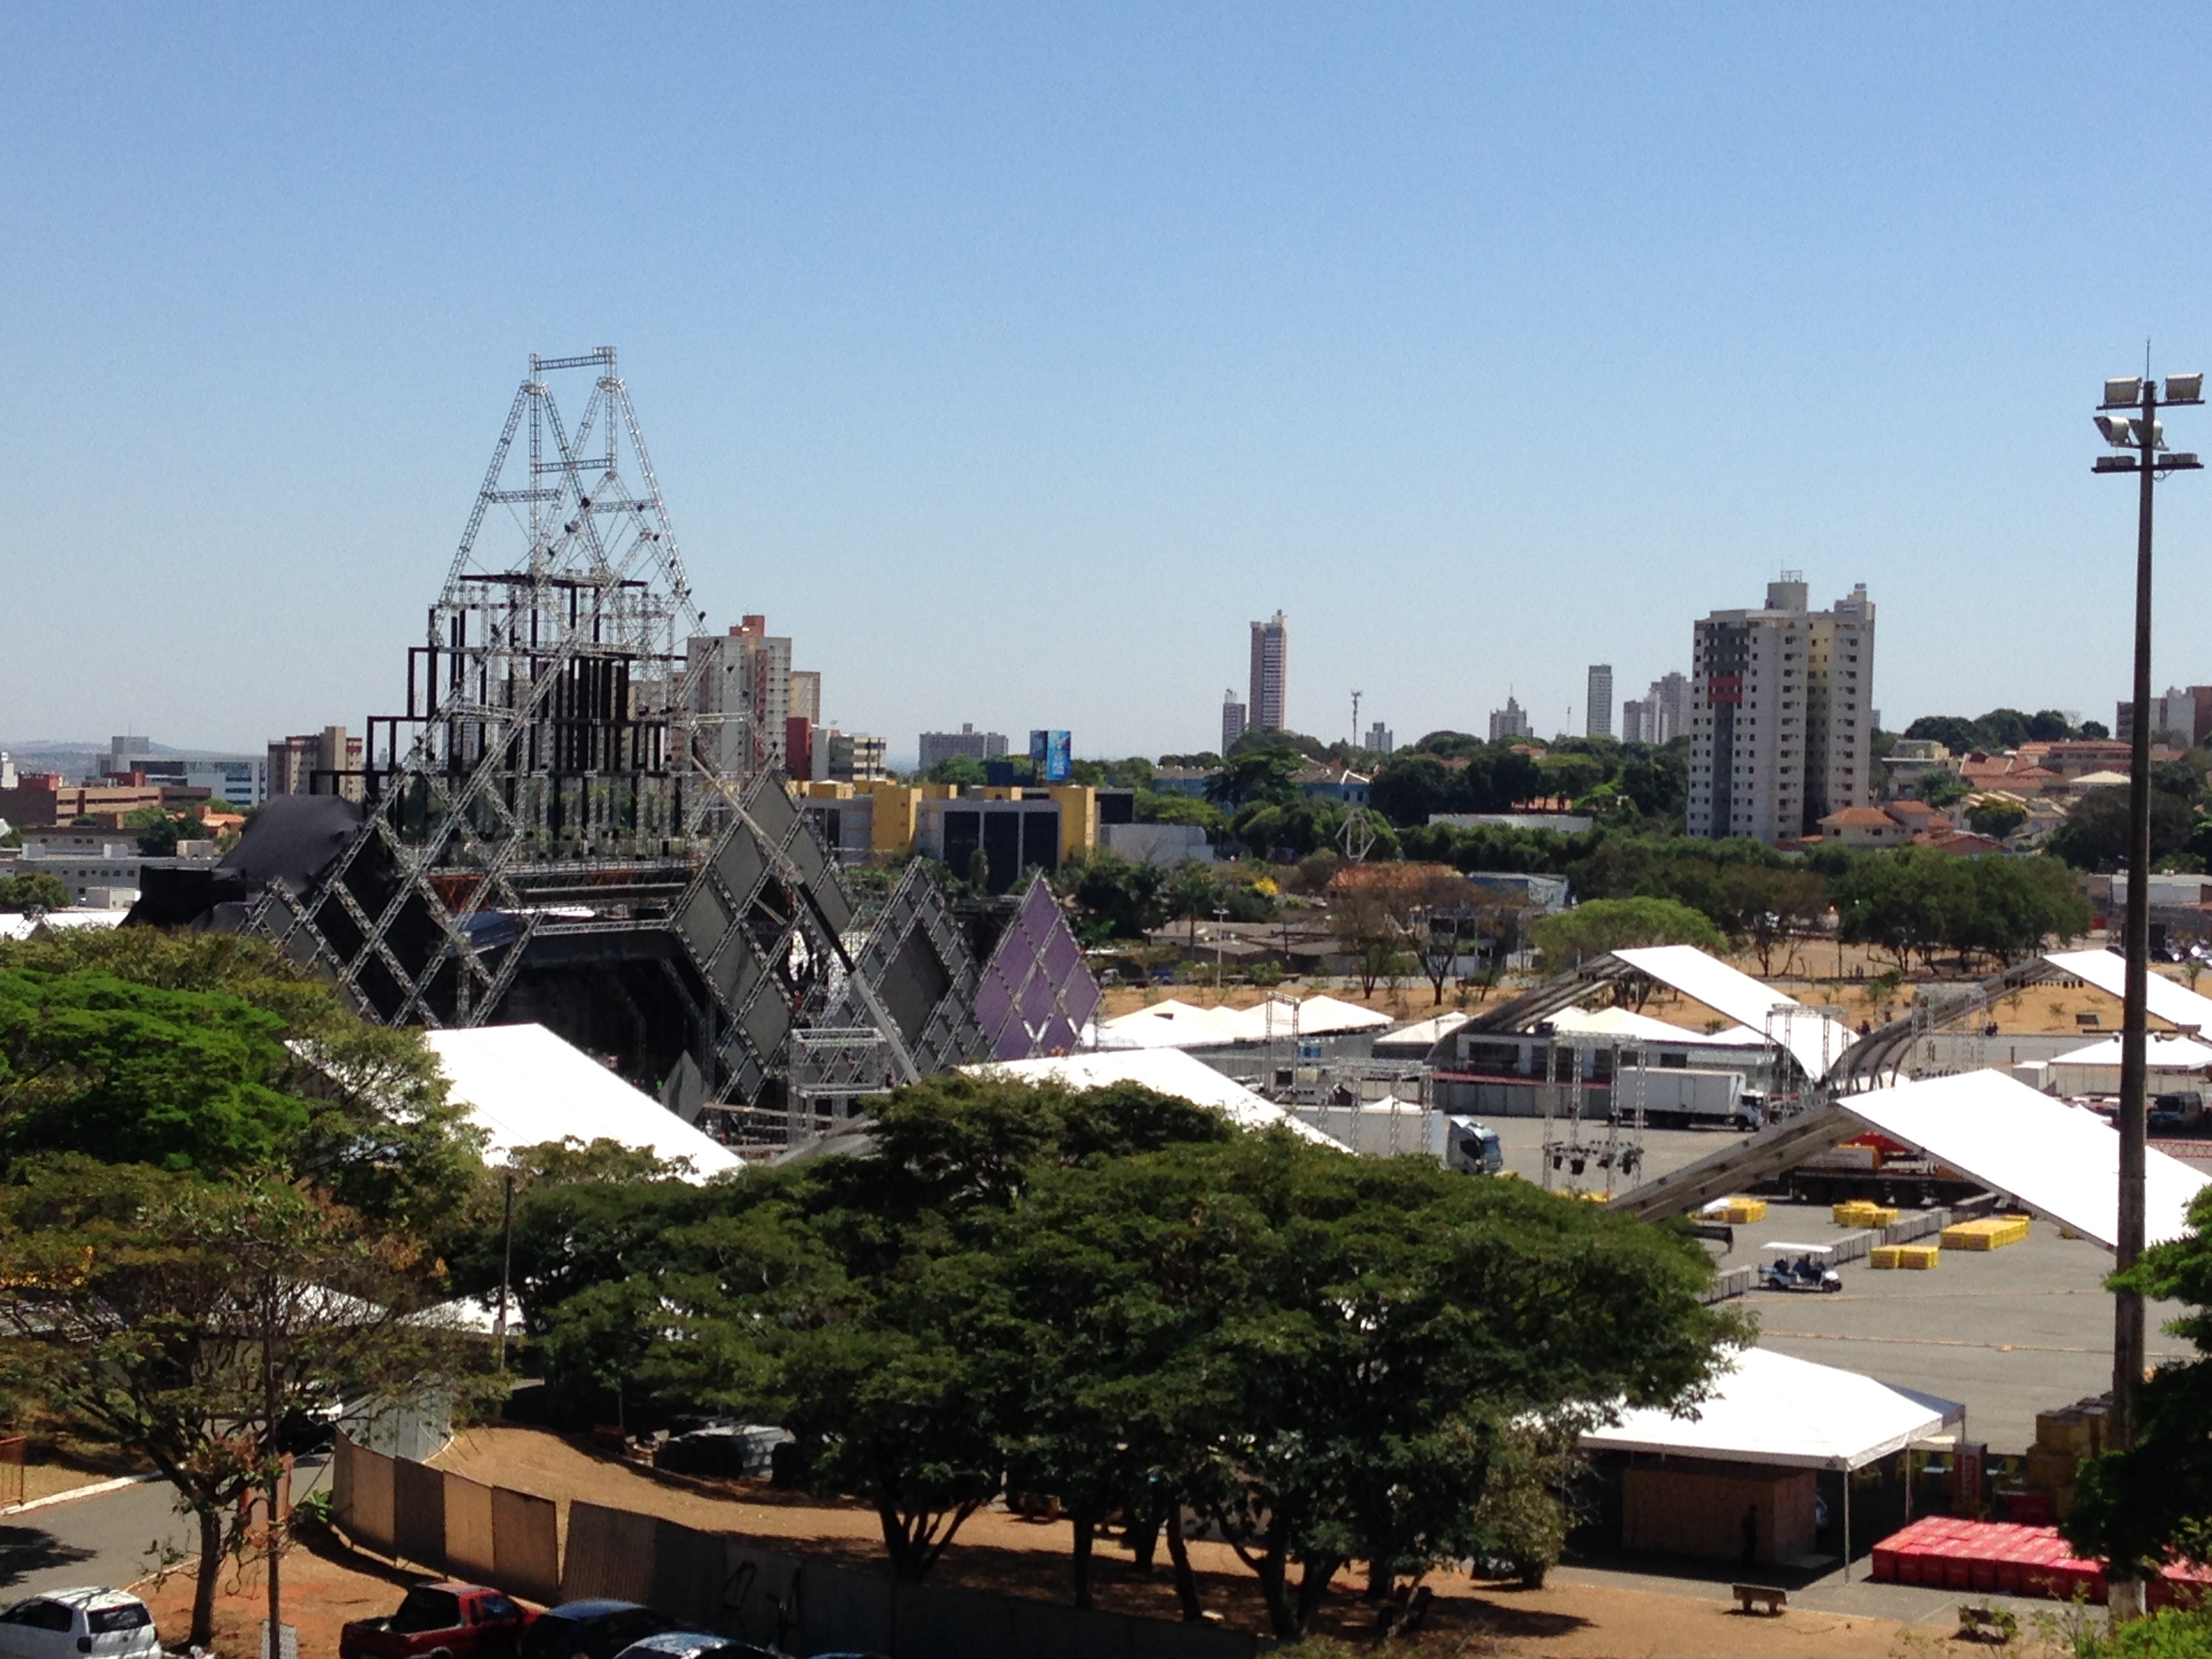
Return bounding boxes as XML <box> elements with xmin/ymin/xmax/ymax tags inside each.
<box><xmin>2045</xmin><ymin>947</ymin><xmax>2212</xmax><ymax>1032</ymax></box>
<box><xmin>0</xmin><ymin>911</ymin><xmax>129</xmax><ymax>942</ymax></box>
<box><xmin>1545</xmin><ymin>1003</ymin><xmax>1770</xmax><ymax>1048</ymax></box>
<box><xmin>1580</xmin><ymin>1346</ymin><xmax>1964</xmax><ymax>1576</ymax></box>
<box><xmin>1612</xmin><ymin>945</ymin><xmax>1856</xmax><ymax>1080</ymax></box>
<box><xmin>1582</xmin><ymin>1346</ymin><xmax>1963</xmax><ymax>1471</ymax></box>
<box><xmin>1841</xmin><ymin>1069</ymin><xmax>2208</xmax><ymax>1248</ymax></box>
<box><xmin>424</xmin><ymin>1023</ymin><xmax>744</xmax><ymax>1181</ymax></box>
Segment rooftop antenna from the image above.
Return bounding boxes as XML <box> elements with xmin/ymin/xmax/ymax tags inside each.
<box><xmin>1350</xmin><ymin>689</ymin><xmax>1362</xmax><ymax>747</ymax></box>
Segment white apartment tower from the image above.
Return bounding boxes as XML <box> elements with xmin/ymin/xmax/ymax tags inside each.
<box><xmin>1687</xmin><ymin>576</ymin><xmax>1875</xmax><ymax>843</ymax></box>
<box><xmin>1586</xmin><ymin>665</ymin><xmax>1613</xmax><ymax>739</ymax></box>
<box><xmin>1248</xmin><ymin>613</ymin><xmax>1289</xmax><ymax>733</ymax></box>
<box><xmin>1221</xmin><ymin>690</ymin><xmax>1248</xmax><ymax>754</ymax></box>
<box><xmin>687</xmin><ymin>614</ymin><xmax>792</xmax><ymax>778</ymax></box>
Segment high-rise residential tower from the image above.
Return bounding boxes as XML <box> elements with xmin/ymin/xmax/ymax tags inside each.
<box><xmin>1586</xmin><ymin>665</ymin><xmax>1613</xmax><ymax>738</ymax></box>
<box><xmin>1687</xmin><ymin>575</ymin><xmax>1875</xmax><ymax>842</ymax></box>
<box><xmin>1221</xmin><ymin>690</ymin><xmax>1248</xmax><ymax>754</ymax></box>
<box><xmin>1248</xmin><ymin>612</ymin><xmax>1289</xmax><ymax>733</ymax></box>
<box><xmin>1489</xmin><ymin>696</ymin><xmax>1532</xmax><ymax>742</ymax></box>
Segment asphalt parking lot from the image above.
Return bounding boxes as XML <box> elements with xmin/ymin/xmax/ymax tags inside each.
<box><xmin>1483</xmin><ymin>1116</ymin><xmax>2188</xmax><ymax>1454</ymax></box>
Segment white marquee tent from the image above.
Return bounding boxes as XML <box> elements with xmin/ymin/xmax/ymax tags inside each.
<box><xmin>1841</xmin><ymin>1068</ymin><xmax>2208</xmax><ymax>1248</ymax></box>
<box><xmin>1612</xmin><ymin>945</ymin><xmax>1856</xmax><ymax>1080</ymax></box>
<box><xmin>1580</xmin><ymin>1345</ymin><xmax>1963</xmax><ymax>1471</ymax></box>
<box><xmin>2045</xmin><ymin>947</ymin><xmax>2212</xmax><ymax>1033</ymax></box>
<box><xmin>424</xmin><ymin>1023</ymin><xmax>745</xmax><ymax>1181</ymax></box>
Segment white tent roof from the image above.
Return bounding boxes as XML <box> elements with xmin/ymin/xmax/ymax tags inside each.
<box><xmin>0</xmin><ymin>910</ymin><xmax>130</xmax><ymax>941</ymax></box>
<box><xmin>2049</xmin><ymin>1033</ymin><xmax>2212</xmax><ymax>1069</ymax></box>
<box><xmin>1376</xmin><ymin>1011</ymin><xmax>1472</xmax><ymax>1046</ymax></box>
<box><xmin>2046</xmin><ymin>948</ymin><xmax>2212</xmax><ymax>1035</ymax></box>
<box><xmin>967</xmin><ymin>1048</ymin><xmax>1343</xmax><ymax>1147</ymax></box>
<box><xmin>1092</xmin><ymin>1000</ymin><xmax>1253</xmax><ymax>1049</ymax></box>
<box><xmin>424</xmin><ymin>1023</ymin><xmax>744</xmax><ymax>1181</ymax></box>
<box><xmin>1612</xmin><ymin>945</ymin><xmax>1855</xmax><ymax>1080</ymax></box>
<box><xmin>1271</xmin><ymin>994</ymin><xmax>1393</xmax><ymax>1036</ymax></box>
<box><xmin>1841</xmin><ymin>1069</ymin><xmax>2208</xmax><ymax>1248</ymax></box>
<box><xmin>1580</xmin><ymin>1346</ymin><xmax>1963</xmax><ymax>1471</ymax></box>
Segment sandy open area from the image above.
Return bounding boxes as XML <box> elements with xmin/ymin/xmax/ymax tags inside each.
<box><xmin>428</xmin><ymin>1427</ymin><xmax>1908</xmax><ymax>1656</ymax></box>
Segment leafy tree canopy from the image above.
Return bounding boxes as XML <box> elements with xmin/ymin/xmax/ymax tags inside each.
<box><xmin>1530</xmin><ymin>896</ymin><xmax>1723</xmax><ymax>970</ymax></box>
<box><xmin>2049</xmin><ymin>786</ymin><xmax>2194</xmax><ymax>873</ymax></box>
<box><xmin>0</xmin><ymin>872</ymin><xmax>70</xmax><ymax>913</ymax></box>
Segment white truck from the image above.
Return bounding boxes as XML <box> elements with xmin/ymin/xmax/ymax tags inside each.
<box><xmin>1618</xmin><ymin>1065</ymin><xmax>1758</xmax><ymax>1130</ymax></box>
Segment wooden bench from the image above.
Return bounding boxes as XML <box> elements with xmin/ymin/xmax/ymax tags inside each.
<box><xmin>1732</xmin><ymin>1584</ymin><xmax>1787</xmax><ymax>1616</ymax></box>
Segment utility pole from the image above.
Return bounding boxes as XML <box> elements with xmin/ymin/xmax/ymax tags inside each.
<box><xmin>2091</xmin><ymin>367</ymin><xmax>2202</xmax><ymax>1621</ymax></box>
<box><xmin>1351</xmin><ymin>690</ymin><xmax>1362</xmax><ymax>750</ymax></box>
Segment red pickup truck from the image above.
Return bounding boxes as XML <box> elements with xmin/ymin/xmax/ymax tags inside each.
<box><xmin>340</xmin><ymin>1584</ymin><xmax>537</xmax><ymax>1659</ymax></box>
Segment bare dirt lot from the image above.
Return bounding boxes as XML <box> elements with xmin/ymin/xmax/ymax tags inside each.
<box><xmin>431</xmin><ymin>1427</ymin><xmax>1908</xmax><ymax>1656</ymax></box>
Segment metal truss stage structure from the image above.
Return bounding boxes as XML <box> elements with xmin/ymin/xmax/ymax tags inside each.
<box><xmin>129</xmin><ymin>349</ymin><xmax>1099</xmax><ymax>1148</ymax></box>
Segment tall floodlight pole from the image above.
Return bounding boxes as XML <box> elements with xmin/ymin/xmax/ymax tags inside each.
<box><xmin>2091</xmin><ymin>367</ymin><xmax>2203</xmax><ymax>1619</ymax></box>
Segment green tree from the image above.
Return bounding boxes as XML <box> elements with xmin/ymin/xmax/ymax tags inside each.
<box><xmin>1064</xmin><ymin>853</ymin><xmax>1168</xmax><ymax>943</ymax></box>
<box><xmin>1965</xmin><ymin>798</ymin><xmax>2029</xmax><ymax>839</ymax></box>
<box><xmin>1530</xmin><ymin>897</ymin><xmax>1725</xmax><ymax>972</ymax></box>
<box><xmin>1209</xmin><ymin>745</ymin><xmax>1305</xmax><ymax>809</ymax></box>
<box><xmin>1370</xmin><ymin>755</ymin><xmax>1454</xmax><ymax>828</ymax></box>
<box><xmin>1535</xmin><ymin>753</ymin><xmax>1607</xmax><ymax>804</ymax></box>
<box><xmin>926</xmin><ymin>755</ymin><xmax>989</xmax><ymax>785</ymax></box>
<box><xmin>0</xmin><ymin>872</ymin><xmax>70</xmax><ymax>912</ymax></box>
<box><xmin>1917</xmin><ymin>771</ymin><xmax>1971</xmax><ymax>808</ymax></box>
<box><xmin>0</xmin><ymin>1164</ymin><xmax>463</xmax><ymax>1647</ymax></box>
<box><xmin>1134</xmin><ymin>791</ymin><xmax>1227</xmax><ymax>832</ymax></box>
<box><xmin>1831</xmin><ymin>849</ymin><xmax>1953</xmax><ymax>971</ymax></box>
<box><xmin>1904</xmin><ymin>715</ymin><xmax>1982</xmax><ymax>753</ymax></box>
<box><xmin>2066</xmin><ymin>1184</ymin><xmax>2212</xmax><ymax>1579</ymax></box>
<box><xmin>1716</xmin><ymin>863</ymin><xmax>1828</xmax><ymax>976</ymax></box>
<box><xmin>125</xmin><ymin>806</ymin><xmax>207</xmax><ymax>857</ymax></box>
<box><xmin>2051</xmin><ymin>787</ymin><xmax>2194</xmax><ymax>872</ymax></box>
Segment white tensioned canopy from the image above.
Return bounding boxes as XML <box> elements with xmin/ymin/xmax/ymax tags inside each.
<box><xmin>2048</xmin><ymin>1033</ymin><xmax>2212</xmax><ymax>1069</ymax></box>
<box><xmin>1841</xmin><ymin>1069</ymin><xmax>2208</xmax><ymax>1248</ymax></box>
<box><xmin>1611</xmin><ymin>945</ymin><xmax>1856</xmax><ymax>1080</ymax></box>
<box><xmin>968</xmin><ymin>1048</ymin><xmax>1343</xmax><ymax>1147</ymax></box>
<box><xmin>424</xmin><ymin>1023</ymin><xmax>744</xmax><ymax>1181</ymax></box>
<box><xmin>1547</xmin><ymin>1004</ymin><xmax>1771</xmax><ymax>1048</ymax></box>
<box><xmin>1092</xmin><ymin>1000</ymin><xmax>1252</xmax><ymax>1049</ymax></box>
<box><xmin>2045</xmin><ymin>948</ymin><xmax>2212</xmax><ymax>1033</ymax></box>
<box><xmin>1580</xmin><ymin>1346</ymin><xmax>1963</xmax><ymax>1471</ymax></box>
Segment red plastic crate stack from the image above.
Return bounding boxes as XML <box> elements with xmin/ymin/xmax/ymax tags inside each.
<box><xmin>1872</xmin><ymin>1517</ymin><xmax>2112</xmax><ymax>1602</ymax></box>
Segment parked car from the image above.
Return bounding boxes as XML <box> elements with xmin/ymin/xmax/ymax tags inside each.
<box><xmin>610</xmin><ymin>1631</ymin><xmax>785</xmax><ymax>1659</ymax></box>
<box><xmin>520</xmin><ymin>1603</ymin><xmax>685</xmax><ymax>1659</ymax></box>
<box><xmin>0</xmin><ymin>1589</ymin><xmax>160</xmax><ymax>1659</ymax></box>
<box><xmin>340</xmin><ymin>1584</ymin><xmax>535</xmax><ymax>1659</ymax></box>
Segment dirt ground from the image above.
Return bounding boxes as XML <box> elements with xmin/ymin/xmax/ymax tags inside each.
<box><xmin>430</xmin><ymin>1428</ymin><xmax>1908</xmax><ymax>1656</ymax></box>
<box><xmin>138</xmin><ymin>1531</ymin><xmax>415</xmax><ymax>1659</ymax></box>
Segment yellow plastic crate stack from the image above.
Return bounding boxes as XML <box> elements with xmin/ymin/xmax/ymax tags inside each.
<box><xmin>1940</xmin><ymin>1215</ymin><xmax>2030</xmax><ymax>1250</ymax></box>
<box><xmin>1870</xmin><ymin>1243</ymin><xmax>1940</xmax><ymax>1269</ymax></box>
<box><xmin>2023</xmin><ymin>1395</ymin><xmax>2110</xmax><ymax>1519</ymax></box>
<box><xmin>1832</xmin><ymin>1200</ymin><xmax>1898</xmax><ymax>1229</ymax></box>
<box><xmin>1717</xmin><ymin>1196</ymin><xmax>1767</xmax><ymax>1224</ymax></box>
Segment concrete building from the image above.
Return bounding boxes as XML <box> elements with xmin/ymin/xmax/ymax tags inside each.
<box><xmin>2116</xmin><ymin>687</ymin><xmax>2203</xmax><ymax>748</ymax></box>
<box><xmin>687</xmin><ymin>615</ymin><xmax>792</xmax><ymax>778</ymax></box>
<box><xmin>1488</xmin><ymin>696</ymin><xmax>1532</xmax><ymax>742</ymax></box>
<box><xmin>1221</xmin><ymin>690</ymin><xmax>1248</xmax><ymax>754</ymax></box>
<box><xmin>102</xmin><ymin>737</ymin><xmax>268</xmax><ymax>806</ymax></box>
<box><xmin>1621</xmin><ymin>670</ymin><xmax>1691</xmax><ymax>745</ymax></box>
<box><xmin>1151</xmin><ymin>765</ymin><xmax>1216</xmax><ymax>799</ymax></box>
<box><xmin>1687</xmin><ymin>576</ymin><xmax>1875</xmax><ymax>843</ymax></box>
<box><xmin>917</xmin><ymin>724</ymin><xmax>1009</xmax><ymax>772</ymax></box>
<box><xmin>1586</xmin><ymin>665</ymin><xmax>1613</xmax><ymax>739</ymax></box>
<box><xmin>267</xmin><ymin>726</ymin><xmax>364</xmax><ymax>800</ymax></box>
<box><xmin>787</xmin><ymin>670</ymin><xmax>821</xmax><ymax>726</ymax></box>
<box><xmin>1294</xmin><ymin>762</ymin><xmax>1370</xmax><ymax>805</ymax></box>
<box><xmin>1248</xmin><ymin>613</ymin><xmax>1288</xmax><ymax>733</ymax></box>
<box><xmin>811</xmin><ymin>729</ymin><xmax>888</xmax><ymax>784</ymax></box>
<box><xmin>1364</xmin><ymin>722</ymin><xmax>1393</xmax><ymax>754</ymax></box>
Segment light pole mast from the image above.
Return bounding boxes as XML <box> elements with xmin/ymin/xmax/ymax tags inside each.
<box><xmin>2091</xmin><ymin>367</ymin><xmax>2202</xmax><ymax>1619</ymax></box>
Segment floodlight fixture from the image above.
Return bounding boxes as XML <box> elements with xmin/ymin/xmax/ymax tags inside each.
<box><xmin>2105</xmin><ymin>376</ymin><xmax>2146</xmax><ymax>407</ymax></box>
<box><xmin>2167</xmin><ymin>373</ymin><xmax>2205</xmax><ymax>404</ymax></box>
<box><xmin>2095</xmin><ymin>413</ymin><xmax>2135</xmax><ymax>447</ymax></box>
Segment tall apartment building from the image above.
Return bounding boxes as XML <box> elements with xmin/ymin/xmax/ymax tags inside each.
<box><xmin>1620</xmin><ymin>671</ymin><xmax>1691</xmax><ymax>745</ymax></box>
<box><xmin>1489</xmin><ymin>696</ymin><xmax>1532</xmax><ymax>742</ymax></box>
<box><xmin>1585</xmin><ymin>665</ymin><xmax>1613</xmax><ymax>738</ymax></box>
<box><xmin>1364</xmin><ymin>722</ymin><xmax>1393</xmax><ymax>754</ymax></box>
<box><xmin>918</xmin><ymin>724</ymin><xmax>1009</xmax><ymax>771</ymax></box>
<box><xmin>2116</xmin><ymin>687</ymin><xmax>2206</xmax><ymax>747</ymax></box>
<box><xmin>687</xmin><ymin>615</ymin><xmax>792</xmax><ymax>777</ymax></box>
<box><xmin>267</xmin><ymin>726</ymin><xmax>365</xmax><ymax>801</ymax></box>
<box><xmin>1687</xmin><ymin>577</ymin><xmax>1875</xmax><ymax>843</ymax></box>
<box><xmin>1221</xmin><ymin>690</ymin><xmax>1248</xmax><ymax>754</ymax></box>
<box><xmin>787</xmin><ymin>670</ymin><xmax>821</xmax><ymax>726</ymax></box>
<box><xmin>1248</xmin><ymin>613</ymin><xmax>1288</xmax><ymax>733</ymax></box>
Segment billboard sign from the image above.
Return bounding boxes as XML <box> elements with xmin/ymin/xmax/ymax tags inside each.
<box><xmin>1029</xmin><ymin>729</ymin><xmax>1072</xmax><ymax>783</ymax></box>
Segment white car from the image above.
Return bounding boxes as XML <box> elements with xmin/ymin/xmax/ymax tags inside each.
<box><xmin>0</xmin><ymin>1590</ymin><xmax>160</xmax><ymax>1659</ymax></box>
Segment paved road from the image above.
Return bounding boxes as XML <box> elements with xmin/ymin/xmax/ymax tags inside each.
<box><xmin>0</xmin><ymin>1480</ymin><xmax>195</xmax><ymax>1602</ymax></box>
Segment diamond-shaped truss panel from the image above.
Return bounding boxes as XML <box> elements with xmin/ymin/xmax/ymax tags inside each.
<box><xmin>835</xmin><ymin>863</ymin><xmax>986</xmax><ymax>1074</ymax></box>
<box><xmin>974</xmin><ymin>875</ymin><xmax>1101</xmax><ymax>1060</ymax></box>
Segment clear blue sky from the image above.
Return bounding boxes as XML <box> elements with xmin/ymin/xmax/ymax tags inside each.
<box><xmin>7</xmin><ymin>5</ymin><xmax>2212</xmax><ymax>760</ymax></box>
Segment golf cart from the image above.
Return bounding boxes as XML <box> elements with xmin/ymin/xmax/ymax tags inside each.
<box><xmin>1757</xmin><ymin>1242</ymin><xmax>1843</xmax><ymax>1294</ymax></box>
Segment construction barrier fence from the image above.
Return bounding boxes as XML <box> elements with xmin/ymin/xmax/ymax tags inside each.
<box><xmin>331</xmin><ymin>1437</ymin><xmax>1254</xmax><ymax>1659</ymax></box>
